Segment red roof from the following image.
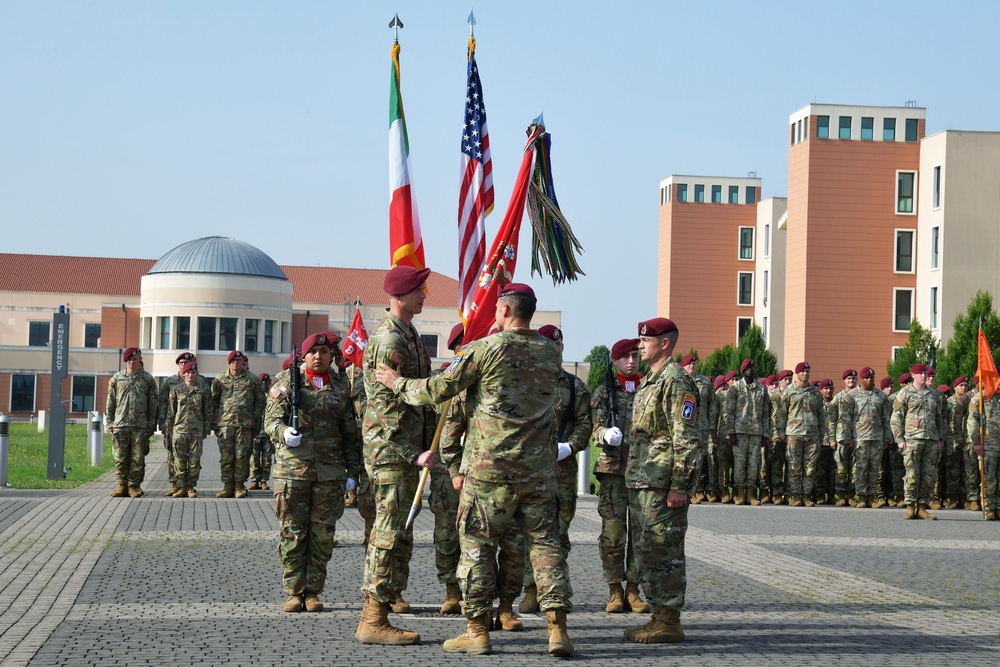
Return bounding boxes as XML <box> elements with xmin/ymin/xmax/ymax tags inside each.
<box><xmin>0</xmin><ymin>253</ymin><xmax>460</xmax><ymax>308</ymax></box>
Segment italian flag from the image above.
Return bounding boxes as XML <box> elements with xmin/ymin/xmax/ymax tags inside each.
<box><xmin>388</xmin><ymin>42</ymin><xmax>425</xmax><ymax>270</ymax></box>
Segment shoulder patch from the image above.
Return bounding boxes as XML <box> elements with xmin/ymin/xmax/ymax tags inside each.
<box><xmin>270</xmin><ymin>385</ymin><xmax>286</xmax><ymax>399</ymax></box>
<box><xmin>446</xmin><ymin>354</ymin><xmax>464</xmax><ymax>374</ymax></box>
<box><xmin>388</xmin><ymin>350</ymin><xmax>405</xmax><ymax>368</ymax></box>
<box><xmin>682</xmin><ymin>393</ymin><xmax>696</xmax><ymax>420</ymax></box>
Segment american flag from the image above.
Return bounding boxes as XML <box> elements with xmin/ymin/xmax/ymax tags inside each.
<box><xmin>457</xmin><ymin>49</ymin><xmax>494</xmax><ymax>323</ymax></box>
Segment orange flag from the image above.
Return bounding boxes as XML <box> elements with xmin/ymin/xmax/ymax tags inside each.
<box><xmin>977</xmin><ymin>328</ymin><xmax>1000</xmax><ymax>400</ymax></box>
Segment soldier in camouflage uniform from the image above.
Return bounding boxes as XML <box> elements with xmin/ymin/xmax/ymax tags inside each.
<box><xmin>876</xmin><ymin>377</ymin><xmax>897</xmax><ymax>505</ymax></box>
<box><xmin>764</xmin><ymin>370</ymin><xmax>792</xmax><ymax>504</ymax></box>
<box><xmin>346</xmin><ymin>362</ymin><xmax>377</xmax><ymax>539</ymax></box>
<box><xmin>925</xmin><ymin>369</ymin><xmax>950</xmax><ymax>510</ymax></box>
<box><xmin>891</xmin><ymin>364</ymin><xmax>949</xmax><ymax>520</ymax></box>
<box><xmin>847</xmin><ymin>367</ymin><xmax>891</xmax><ymax>508</ymax></box>
<box><xmin>943</xmin><ymin>376</ymin><xmax>970</xmax><ymax>509</ymax></box>
<box><xmin>829</xmin><ymin>369</ymin><xmax>858</xmax><ymax>506</ymax></box>
<box><xmin>374</xmin><ymin>283</ymin><xmax>574</xmax><ymax>657</ymax></box>
<box><xmin>726</xmin><ymin>359</ymin><xmax>771</xmax><ymax>506</ymax></box>
<box><xmin>157</xmin><ymin>352</ymin><xmax>205</xmax><ymax>496</ymax></box>
<box><xmin>714</xmin><ymin>373</ymin><xmax>735</xmax><ymax>503</ymax></box>
<box><xmin>265</xmin><ymin>332</ymin><xmax>361</xmax><ymax>612</ymax></box>
<box><xmin>681</xmin><ymin>354</ymin><xmax>714</xmax><ymax>505</ymax></box>
<box><xmin>106</xmin><ymin>347</ymin><xmax>158</xmax><ymax>498</ymax></box>
<box><xmin>211</xmin><ymin>350</ymin><xmax>266</xmax><ymax>499</ymax></box>
<box><xmin>592</xmin><ymin>338</ymin><xmax>649</xmax><ymax>614</ymax></box>
<box><xmin>815</xmin><ymin>379</ymin><xmax>837</xmax><ymax>504</ymax></box>
<box><xmin>166</xmin><ymin>360</ymin><xmax>212</xmax><ymax>498</ymax></box>
<box><xmin>249</xmin><ymin>372</ymin><xmax>274</xmax><ymax>491</ymax></box>
<box><xmin>963</xmin><ymin>377</ymin><xmax>983</xmax><ymax>511</ymax></box>
<box><xmin>967</xmin><ymin>381</ymin><xmax>998</xmax><ymax>519</ymax></box>
<box><xmin>777</xmin><ymin>362</ymin><xmax>825</xmax><ymax>507</ymax></box>
<box><xmin>710</xmin><ymin>375</ymin><xmax>728</xmax><ymax>502</ymax></box>
<box><xmin>356</xmin><ymin>266</ymin><xmax>437</xmax><ymax>646</ymax></box>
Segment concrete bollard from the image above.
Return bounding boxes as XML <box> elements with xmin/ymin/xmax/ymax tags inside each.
<box><xmin>0</xmin><ymin>415</ymin><xmax>10</xmax><ymax>488</ymax></box>
<box><xmin>89</xmin><ymin>412</ymin><xmax>103</xmax><ymax>466</ymax></box>
<box><xmin>37</xmin><ymin>410</ymin><xmax>46</xmax><ymax>433</ymax></box>
<box><xmin>576</xmin><ymin>447</ymin><xmax>591</xmax><ymax>496</ymax></box>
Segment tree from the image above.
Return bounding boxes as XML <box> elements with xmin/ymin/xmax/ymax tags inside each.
<box><xmin>698</xmin><ymin>344</ymin><xmax>737</xmax><ymax>378</ymax></box>
<box><xmin>733</xmin><ymin>324</ymin><xmax>778</xmax><ymax>378</ymax></box>
<box><xmin>935</xmin><ymin>290</ymin><xmax>1000</xmax><ymax>386</ymax></box>
<box><xmin>886</xmin><ymin>318</ymin><xmax>938</xmax><ymax>382</ymax></box>
<box><xmin>585</xmin><ymin>345</ymin><xmax>611</xmax><ymax>393</ymax></box>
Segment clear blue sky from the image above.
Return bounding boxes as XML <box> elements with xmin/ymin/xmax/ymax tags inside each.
<box><xmin>3</xmin><ymin>1</ymin><xmax>998</xmax><ymax>360</ymax></box>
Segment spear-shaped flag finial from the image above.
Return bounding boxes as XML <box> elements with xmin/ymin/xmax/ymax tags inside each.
<box><xmin>468</xmin><ymin>9</ymin><xmax>476</xmax><ymax>37</ymax></box>
<box><xmin>389</xmin><ymin>12</ymin><xmax>403</xmax><ymax>43</ymax></box>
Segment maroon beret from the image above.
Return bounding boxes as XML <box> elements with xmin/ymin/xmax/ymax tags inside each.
<box><xmin>910</xmin><ymin>364</ymin><xmax>927</xmax><ymax>375</ymax></box>
<box><xmin>971</xmin><ymin>375</ymin><xmax>979</xmax><ymax>386</ymax></box>
<box><xmin>282</xmin><ymin>358</ymin><xmax>292</xmax><ymax>371</ymax></box>
<box><xmin>384</xmin><ymin>266</ymin><xmax>431</xmax><ymax>296</ymax></box>
<box><xmin>498</xmin><ymin>282</ymin><xmax>536</xmax><ymax>301</ymax></box>
<box><xmin>724</xmin><ymin>370</ymin><xmax>738</xmax><ymax>383</ymax></box>
<box><xmin>638</xmin><ymin>317</ymin><xmax>678</xmax><ymax>337</ymax></box>
<box><xmin>777</xmin><ymin>370</ymin><xmax>792</xmax><ymax>381</ymax></box>
<box><xmin>953</xmin><ymin>376</ymin><xmax>968</xmax><ymax>388</ymax></box>
<box><xmin>228</xmin><ymin>350</ymin><xmax>246</xmax><ymax>364</ymax></box>
<box><xmin>842</xmin><ymin>369</ymin><xmax>857</xmax><ymax>380</ymax></box>
<box><xmin>818</xmin><ymin>379</ymin><xmax>833</xmax><ymax>388</ymax></box>
<box><xmin>794</xmin><ymin>362</ymin><xmax>810</xmax><ymax>373</ymax></box>
<box><xmin>936</xmin><ymin>384</ymin><xmax>951</xmax><ymax>393</ymax></box>
<box><xmin>611</xmin><ymin>338</ymin><xmax>639</xmax><ymax>359</ymax></box>
<box><xmin>258</xmin><ymin>372</ymin><xmax>270</xmax><ymax>382</ymax></box>
<box><xmin>440</xmin><ymin>362</ymin><xmax>450</xmax><ymax>370</ymax></box>
<box><xmin>175</xmin><ymin>352</ymin><xmax>195</xmax><ymax>364</ymax></box>
<box><xmin>302</xmin><ymin>331</ymin><xmax>341</xmax><ymax>354</ymax></box>
<box><xmin>879</xmin><ymin>377</ymin><xmax>892</xmax><ymax>390</ymax></box>
<box><xmin>860</xmin><ymin>367</ymin><xmax>875</xmax><ymax>378</ymax></box>
<box><xmin>740</xmin><ymin>359</ymin><xmax>754</xmax><ymax>373</ymax></box>
<box><xmin>123</xmin><ymin>347</ymin><xmax>141</xmax><ymax>361</ymax></box>
<box><xmin>900</xmin><ymin>372</ymin><xmax>913</xmax><ymax>384</ymax></box>
<box><xmin>757</xmin><ymin>378</ymin><xmax>767</xmax><ymax>385</ymax></box>
<box><xmin>538</xmin><ymin>324</ymin><xmax>562</xmax><ymax>343</ymax></box>
<box><xmin>447</xmin><ymin>323</ymin><xmax>465</xmax><ymax>351</ymax></box>
<box><xmin>764</xmin><ymin>375</ymin><xmax>776</xmax><ymax>386</ymax></box>
<box><xmin>680</xmin><ymin>354</ymin><xmax>697</xmax><ymax>367</ymax></box>
<box><xmin>181</xmin><ymin>361</ymin><xmax>197</xmax><ymax>374</ymax></box>
<box><xmin>714</xmin><ymin>376</ymin><xmax>727</xmax><ymax>390</ymax></box>
<box><xmin>926</xmin><ymin>366</ymin><xmax>936</xmax><ymax>375</ymax></box>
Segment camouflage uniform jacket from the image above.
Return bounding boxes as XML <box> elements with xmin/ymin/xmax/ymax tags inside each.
<box><xmin>928</xmin><ymin>387</ymin><xmax>955</xmax><ymax>446</ymax></box>
<box><xmin>211</xmin><ymin>370</ymin><xmax>266</xmax><ymax>431</ymax></box>
<box><xmin>828</xmin><ymin>390</ymin><xmax>856</xmax><ymax>444</ymax></box>
<box><xmin>848</xmin><ymin>387</ymin><xmax>890</xmax><ymax>442</ymax></box>
<box><xmin>265</xmin><ymin>371</ymin><xmax>362</xmax><ymax>482</ymax></box>
<box><xmin>726</xmin><ymin>378</ymin><xmax>772</xmax><ymax>437</ymax></box>
<box><xmin>967</xmin><ymin>393</ymin><xmax>1000</xmax><ymax>451</ymax></box>
<box><xmin>158</xmin><ymin>373</ymin><xmax>210</xmax><ymax>431</ymax></box>
<box><xmin>348</xmin><ymin>369</ymin><xmax>366</xmax><ymax>430</ymax></box>
<box><xmin>106</xmin><ymin>370</ymin><xmax>158</xmax><ymax>431</ymax></box>
<box><xmin>362</xmin><ymin>311</ymin><xmax>435</xmax><ymax>475</ymax></box>
<box><xmin>693</xmin><ymin>373</ymin><xmax>715</xmax><ymax>443</ymax></box>
<box><xmin>167</xmin><ymin>382</ymin><xmax>213</xmax><ymax>439</ymax></box>
<box><xmin>439</xmin><ymin>389</ymin><xmax>470</xmax><ymax>477</ymax></box>
<box><xmin>713</xmin><ymin>388</ymin><xmax>729</xmax><ymax>441</ymax></box>
<box><xmin>590</xmin><ymin>379</ymin><xmax>639</xmax><ymax>476</ymax></box>
<box><xmin>769</xmin><ymin>387</ymin><xmax>786</xmax><ymax>440</ymax></box>
<box><xmin>891</xmin><ymin>386</ymin><xmax>948</xmax><ymax>444</ymax></box>
<box><xmin>949</xmin><ymin>393</ymin><xmax>970</xmax><ymax>445</ymax></box>
<box><xmin>555</xmin><ymin>373</ymin><xmax>593</xmax><ymax>481</ymax></box>
<box><xmin>777</xmin><ymin>383</ymin><xmax>825</xmax><ymax>440</ymax></box>
<box><xmin>390</xmin><ymin>328</ymin><xmax>565</xmax><ymax>485</ymax></box>
<box><xmin>625</xmin><ymin>357</ymin><xmax>701</xmax><ymax>494</ymax></box>
<box><xmin>884</xmin><ymin>392</ymin><xmax>898</xmax><ymax>444</ymax></box>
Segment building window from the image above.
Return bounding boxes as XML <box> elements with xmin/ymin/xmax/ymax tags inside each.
<box><xmin>28</xmin><ymin>321</ymin><xmax>50</xmax><ymax>347</ymax></box>
<box><xmin>71</xmin><ymin>375</ymin><xmax>96</xmax><ymax>412</ymax></box>
<box><xmin>737</xmin><ymin>317</ymin><xmax>752</xmax><ymax>342</ymax></box>
<box><xmin>883</xmin><ymin>118</ymin><xmax>896</xmax><ymax>141</ymax></box>
<box><xmin>176</xmin><ymin>317</ymin><xmax>190</xmax><ymax>350</ymax></box>
<box><xmin>738</xmin><ymin>272</ymin><xmax>754</xmax><ymax>305</ymax></box>
<box><xmin>739</xmin><ymin>228</ymin><xmax>754</xmax><ymax>260</ymax></box>
<box><xmin>893</xmin><ymin>288</ymin><xmax>913</xmax><ymax>332</ymax></box>
<box><xmin>677</xmin><ymin>184</ymin><xmax>687</xmax><ymax>202</ymax></box>
<box><xmin>694</xmin><ymin>184</ymin><xmax>705</xmax><ymax>203</ymax></box>
<box><xmin>711</xmin><ymin>185</ymin><xmax>722</xmax><ymax>203</ymax></box>
<box><xmin>896</xmin><ymin>171</ymin><xmax>916</xmax><ymax>214</ymax></box>
<box><xmin>728</xmin><ymin>186</ymin><xmax>739</xmax><ymax>204</ymax></box>
<box><xmin>11</xmin><ymin>374</ymin><xmax>36</xmax><ymax>412</ymax></box>
<box><xmin>762</xmin><ymin>316</ymin><xmax>768</xmax><ymax>342</ymax></box>
<box><xmin>264</xmin><ymin>320</ymin><xmax>275</xmax><ymax>353</ymax></box>
<box><xmin>790</xmin><ymin>123</ymin><xmax>796</xmax><ymax>146</ymax></box>
<box><xmin>817</xmin><ymin>115</ymin><xmax>829</xmax><ymax>139</ymax></box>
<box><xmin>895</xmin><ymin>230</ymin><xmax>915</xmax><ymax>273</ymax></box>
<box><xmin>141</xmin><ymin>317</ymin><xmax>152</xmax><ymax>349</ymax></box>
<box><xmin>420</xmin><ymin>334</ymin><xmax>439</xmax><ymax>360</ymax></box>
<box><xmin>763</xmin><ymin>269</ymin><xmax>769</xmax><ymax>302</ymax></box>
<box><xmin>245</xmin><ymin>319</ymin><xmax>259</xmax><ymax>353</ymax></box>
<box><xmin>861</xmin><ymin>117</ymin><xmax>874</xmax><ymax>141</ymax></box>
<box><xmin>803</xmin><ymin>117</ymin><xmax>809</xmax><ymax>140</ymax></box>
<box><xmin>158</xmin><ymin>317</ymin><xmax>171</xmax><ymax>349</ymax></box>
<box><xmin>905</xmin><ymin>118</ymin><xmax>919</xmax><ymax>142</ymax></box>
<box><xmin>219</xmin><ymin>318</ymin><xmax>237</xmax><ymax>352</ymax></box>
<box><xmin>930</xmin><ymin>286</ymin><xmax>939</xmax><ymax>329</ymax></box>
<box><xmin>839</xmin><ymin>116</ymin><xmax>852</xmax><ymax>140</ymax></box>
<box><xmin>931</xmin><ymin>226</ymin><xmax>940</xmax><ymax>270</ymax></box>
<box><xmin>746</xmin><ymin>186</ymin><xmax>756</xmax><ymax>205</ymax></box>
<box><xmin>763</xmin><ymin>224</ymin><xmax>770</xmax><ymax>258</ymax></box>
<box><xmin>281</xmin><ymin>321</ymin><xmax>291</xmax><ymax>354</ymax></box>
<box><xmin>932</xmin><ymin>165</ymin><xmax>941</xmax><ymax>209</ymax></box>
<box><xmin>198</xmin><ymin>317</ymin><xmax>216</xmax><ymax>350</ymax></box>
<box><xmin>84</xmin><ymin>323</ymin><xmax>101</xmax><ymax>348</ymax></box>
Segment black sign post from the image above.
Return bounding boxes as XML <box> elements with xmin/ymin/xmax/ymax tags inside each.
<box><xmin>47</xmin><ymin>308</ymin><xmax>70</xmax><ymax>480</ymax></box>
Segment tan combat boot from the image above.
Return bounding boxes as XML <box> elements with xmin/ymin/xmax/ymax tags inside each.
<box><xmin>303</xmin><ymin>592</ymin><xmax>323</xmax><ymax>612</ymax></box>
<box><xmin>759</xmin><ymin>491</ymin><xmax>772</xmax><ymax>504</ymax></box>
<box><xmin>788</xmin><ymin>494</ymin><xmax>803</xmax><ymax>507</ymax></box>
<box><xmin>733</xmin><ymin>487</ymin><xmax>746</xmax><ymax>506</ymax></box>
<box><xmin>626</xmin><ymin>606</ymin><xmax>686</xmax><ymax>644</ymax></box>
<box><xmin>186</xmin><ymin>487</ymin><xmax>198</xmax><ymax>498</ymax></box>
<box><xmin>749</xmin><ymin>489</ymin><xmax>761</xmax><ymax>506</ymax></box>
<box><xmin>128</xmin><ymin>486</ymin><xmax>144</xmax><ymax>498</ymax></box>
<box><xmin>904</xmin><ymin>504</ymin><xmax>917</xmax><ymax>519</ymax></box>
<box><xmin>690</xmin><ymin>492</ymin><xmax>702</xmax><ymax>505</ymax></box>
<box><xmin>872</xmin><ymin>496</ymin><xmax>886</xmax><ymax>509</ymax></box>
<box><xmin>355</xmin><ymin>594</ymin><xmax>421</xmax><ymax>645</ymax></box>
<box><xmin>234</xmin><ymin>484</ymin><xmax>248</xmax><ymax>499</ymax></box>
<box><xmin>283</xmin><ymin>595</ymin><xmax>303</xmax><ymax>612</ymax></box>
<box><xmin>111</xmin><ymin>484</ymin><xmax>129</xmax><ymax>498</ymax></box>
<box><xmin>345</xmin><ymin>489</ymin><xmax>358</xmax><ymax>507</ymax></box>
<box><xmin>928</xmin><ymin>498</ymin><xmax>942</xmax><ymax>510</ymax></box>
<box><xmin>166</xmin><ymin>484</ymin><xmax>181</xmax><ymax>496</ymax></box>
<box><xmin>546</xmin><ymin>609</ymin><xmax>574</xmax><ymax>657</ymax></box>
<box><xmin>496</xmin><ymin>599</ymin><xmax>523</xmax><ymax>631</ymax></box>
<box><xmin>968</xmin><ymin>499</ymin><xmax>981</xmax><ymax>512</ymax></box>
<box><xmin>983</xmin><ymin>510</ymin><xmax>997</xmax><ymax>521</ymax></box>
<box><xmin>261</xmin><ymin>481</ymin><xmax>270</xmax><ymax>490</ymax></box>
<box><xmin>917</xmin><ymin>504</ymin><xmax>938</xmax><ymax>520</ymax></box>
<box><xmin>606</xmin><ymin>583</ymin><xmax>625</xmax><ymax>613</ymax></box>
<box><xmin>519</xmin><ymin>584</ymin><xmax>539</xmax><ymax>613</ymax></box>
<box><xmin>835</xmin><ymin>496</ymin><xmax>847</xmax><ymax>507</ymax></box>
<box><xmin>390</xmin><ymin>593</ymin><xmax>411</xmax><ymax>613</ymax></box>
<box><xmin>172</xmin><ymin>487</ymin><xmax>188</xmax><ymax>499</ymax></box>
<box><xmin>248</xmin><ymin>481</ymin><xmax>260</xmax><ymax>490</ymax></box>
<box><xmin>443</xmin><ymin>613</ymin><xmax>492</xmax><ymax>654</ymax></box>
<box><xmin>625</xmin><ymin>582</ymin><xmax>651</xmax><ymax>613</ymax></box>
<box><xmin>440</xmin><ymin>582</ymin><xmax>462</xmax><ymax>615</ymax></box>
<box><xmin>216</xmin><ymin>483</ymin><xmax>235</xmax><ymax>498</ymax></box>
<box><xmin>802</xmin><ymin>494</ymin><xmax>815</xmax><ymax>508</ymax></box>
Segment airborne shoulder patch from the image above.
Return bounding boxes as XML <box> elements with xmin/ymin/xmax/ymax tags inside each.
<box><xmin>681</xmin><ymin>393</ymin><xmax>697</xmax><ymax>421</ymax></box>
<box><xmin>447</xmin><ymin>354</ymin><xmax>464</xmax><ymax>374</ymax></box>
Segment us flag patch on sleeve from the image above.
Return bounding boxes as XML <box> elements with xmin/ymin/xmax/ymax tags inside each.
<box><xmin>681</xmin><ymin>393</ymin><xmax>696</xmax><ymax>420</ymax></box>
<box><xmin>388</xmin><ymin>350</ymin><xmax>405</xmax><ymax>368</ymax></box>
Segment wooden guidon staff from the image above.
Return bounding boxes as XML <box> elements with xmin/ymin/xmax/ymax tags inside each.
<box><xmin>405</xmin><ymin>397</ymin><xmax>453</xmax><ymax>530</ymax></box>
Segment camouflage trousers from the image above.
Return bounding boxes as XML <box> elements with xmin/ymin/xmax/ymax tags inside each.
<box><xmin>716</xmin><ymin>439</ymin><xmax>733</xmax><ymax>495</ymax></box>
<box><xmin>273</xmin><ymin>478</ymin><xmax>345</xmax><ymax>596</ymax></box>
<box><xmin>112</xmin><ymin>428</ymin><xmax>149</xmax><ymax>487</ymax></box>
<box><xmin>937</xmin><ymin>441</ymin><xmax>964</xmax><ymax>500</ymax></box>
<box><xmin>785</xmin><ymin>436</ymin><xmax>819</xmax><ymax>495</ymax></box>
<box><xmin>760</xmin><ymin>439</ymin><xmax>787</xmax><ymax>497</ymax></box>
<box><xmin>526</xmin><ymin>471</ymin><xmax>577</xmax><ymax>586</ymax></box>
<box><xmin>171</xmin><ymin>433</ymin><xmax>203</xmax><ymax>488</ymax></box>
<box><xmin>853</xmin><ymin>440</ymin><xmax>882</xmax><ymax>496</ymax></box>
<box><xmin>983</xmin><ymin>449</ymin><xmax>999</xmax><ymax>512</ymax></box>
<box><xmin>456</xmin><ymin>476</ymin><xmax>571</xmax><ymax>619</ymax></box>
<box><xmin>596</xmin><ymin>473</ymin><xmax>638</xmax><ymax>585</ymax></box>
<box><xmin>163</xmin><ymin>433</ymin><xmax>176</xmax><ymax>484</ymax></box>
<box><xmin>430</xmin><ymin>468</ymin><xmax>460</xmax><ymax>585</ymax></box>
<box><xmin>249</xmin><ymin>433</ymin><xmax>273</xmax><ymax>483</ymax></box>
<box><xmin>357</xmin><ymin>465</ymin><xmax>375</xmax><ymax>550</ymax></box>
<box><xmin>630</xmin><ymin>487</ymin><xmax>688</xmax><ymax>611</ymax></box>
<box><xmin>693</xmin><ymin>437</ymin><xmax>713</xmax><ymax>495</ymax></box>
<box><xmin>835</xmin><ymin>443</ymin><xmax>855</xmax><ymax>495</ymax></box>
<box><xmin>732</xmin><ymin>435</ymin><xmax>762</xmax><ymax>489</ymax></box>
<box><xmin>495</xmin><ymin>524</ymin><xmax>526</xmax><ymax>601</ymax></box>
<box><xmin>362</xmin><ymin>467</ymin><xmax>417</xmax><ymax>604</ymax></box>
<box><xmin>216</xmin><ymin>426</ymin><xmax>254</xmax><ymax>484</ymax></box>
<box><xmin>903</xmin><ymin>438</ymin><xmax>941</xmax><ymax>505</ymax></box>
<box><xmin>814</xmin><ymin>443</ymin><xmax>836</xmax><ymax>498</ymax></box>
<box><xmin>965</xmin><ymin>446</ymin><xmax>983</xmax><ymax>502</ymax></box>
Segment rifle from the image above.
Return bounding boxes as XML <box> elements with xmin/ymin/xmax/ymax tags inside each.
<box><xmin>605</xmin><ymin>349</ymin><xmax>618</xmax><ymax>429</ymax></box>
<box><xmin>289</xmin><ymin>347</ymin><xmax>301</xmax><ymax>432</ymax></box>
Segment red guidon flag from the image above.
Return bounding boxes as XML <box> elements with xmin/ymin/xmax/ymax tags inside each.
<box><xmin>978</xmin><ymin>327</ymin><xmax>1000</xmax><ymax>400</ymax></box>
<box><xmin>343</xmin><ymin>306</ymin><xmax>368</xmax><ymax>369</ymax></box>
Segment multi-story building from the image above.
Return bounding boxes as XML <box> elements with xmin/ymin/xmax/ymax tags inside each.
<box><xmin>754</xmin><ymin>197</ymin><xmax>787</xmax><ymax>363</ymax></box>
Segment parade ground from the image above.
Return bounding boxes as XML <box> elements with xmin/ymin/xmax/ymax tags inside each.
<box><xmin>2</xmin><ymin>439</ymin><xmax>999</xmax><ymax>667</ymax></box>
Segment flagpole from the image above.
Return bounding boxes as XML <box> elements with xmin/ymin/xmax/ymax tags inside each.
<box><xmin>979</xmin><ymin>318</ymin><xmax>987</xmax><ymax>514</ymax></box>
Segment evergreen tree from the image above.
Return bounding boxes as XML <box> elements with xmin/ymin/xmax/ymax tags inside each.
<box><xmin>585</xmin><ymin>345</ymin><xmax>611</xmax><ymax>393</ymax></box>
<box><xmin>935</xmin><ymin>290</ymin><xmax>1000</xmax><ymax>386</ymax></box>
<box><xmin>733</xmin><ymin>324</ymin><xmax>778</xmax><ymax>378</ymax></box>
<box><xmin>698</xmin><ymin>344</ymin><xmax>737</xmax><ymax>378</ymax></box>
<box><xmin>886</xmin><ymin>318</ymin><xmax>938</xmax><ymax>382</ymax></box>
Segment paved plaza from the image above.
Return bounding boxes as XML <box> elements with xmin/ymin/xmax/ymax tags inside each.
<box><xmin>2</xmin><ymin>438</ymin><xmax>999</xmax><ymax>666</ymax></box>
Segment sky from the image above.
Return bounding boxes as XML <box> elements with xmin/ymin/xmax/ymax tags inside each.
<box><xmin>3</xmin><ymin>1</ymin><xmax>1000</xmax><ymax>360</ymax></box>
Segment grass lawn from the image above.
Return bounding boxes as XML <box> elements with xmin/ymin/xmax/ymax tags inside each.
<box><xmin>4</xmin><ymin>423</ymin><xmax>115</xmax><ymax>489</ymax></box>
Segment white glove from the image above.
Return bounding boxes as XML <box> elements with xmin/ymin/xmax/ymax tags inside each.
<box><xmin>604</xmin><ymin>427</ymin><xmax>623</xmax><ymax>446</ymax></box>
<box><xmin>557</xmin><ymin>442</ymin><xmax>573</xmax><ymax>461</ymax></box>
<box><xmin>345</xmin><ymin>477</ymin><xmax>357</xmax><ymax>492</ymax></box>
<box><xmin>283</xmin><ymin>427</ymin><xmax>302</xmax><ymax>448</ymax></box>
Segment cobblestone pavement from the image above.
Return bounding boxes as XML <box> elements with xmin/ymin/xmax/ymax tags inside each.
<box><xmin>2</xmin><ymin>437</ymin><xmax>999</xmax><ymax>666</ymax></box>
